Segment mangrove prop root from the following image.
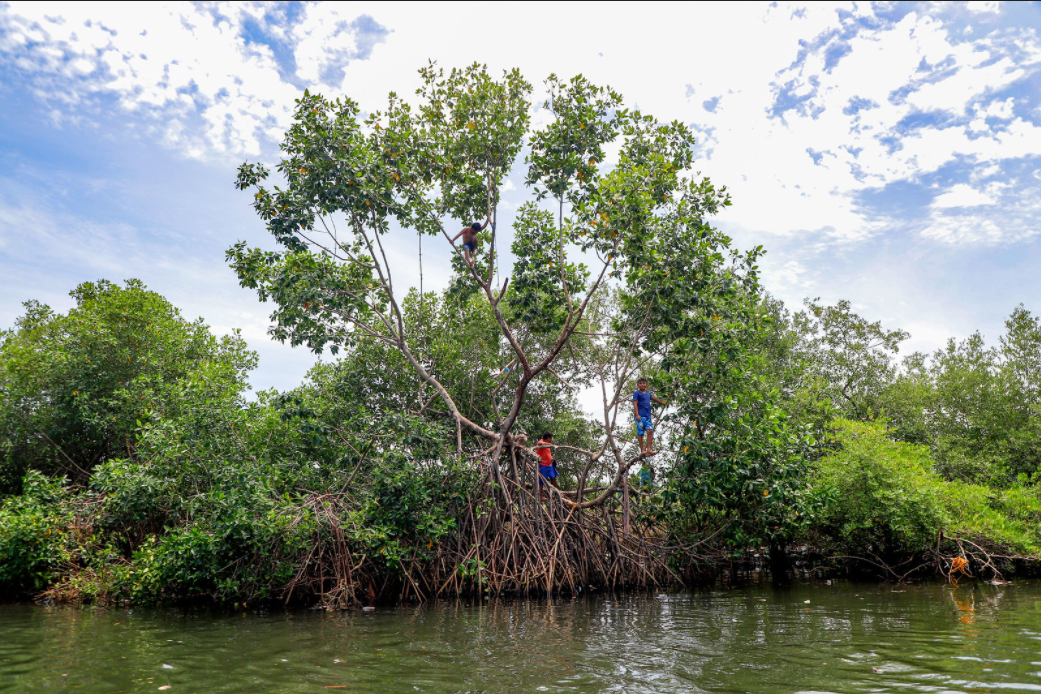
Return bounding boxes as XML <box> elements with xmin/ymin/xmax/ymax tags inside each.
<box><xmin>281</xmin><ymin>473</ymin><xmax>693</xmax><ymax>607</ymax></box>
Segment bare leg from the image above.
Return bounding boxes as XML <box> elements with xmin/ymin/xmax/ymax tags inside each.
<box><xmin>637</xmin><ymin>433</ymin><xmax>646</xmax><ymax>455</ymax></box>
<box><xmin>647</xmin><ymin>429</ymin><xmax>656</xmax><ymax>455</ymax></box>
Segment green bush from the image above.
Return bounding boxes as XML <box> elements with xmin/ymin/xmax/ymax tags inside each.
<box><xmin>0</xmin><ymin>471</ymin><xmax>74</xmax><ymax>593</ymax></box>
<box><xmin>815</xmin><ymin>419</ymin><xmax>1041</xmax><ymax>557</ymax></box>
<box><xmin>942</xmin><ymin>481</ymin><xmax>1041</xmax><ymax>555</ymax></box>
<box><xmin>344</xmin><ymin>454</ymin><xmax>471</xmax><ymax>569</ymax></box>
<box><xmin>0</xmin><ymin>280</ymin><xmax>255</xmax><ymax>493</ymax></box>
<box><xmin>109</xmin><ymin>504</ymin><xmax>315</xmax><ymax>604</ymax></box>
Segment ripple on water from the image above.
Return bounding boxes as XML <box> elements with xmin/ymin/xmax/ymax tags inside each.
<box><xmin>1</xmin><ymin>582</ymin><xmax>1041</xmax><ymax>693</ymax></box>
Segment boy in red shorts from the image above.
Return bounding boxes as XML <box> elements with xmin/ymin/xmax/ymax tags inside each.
<box><xmin>534</xmin><ymin>432</ymin><xmax>558</xmax><ymax>499</ymax></box>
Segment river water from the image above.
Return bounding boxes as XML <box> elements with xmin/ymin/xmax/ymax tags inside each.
<box><xmin>1</xmin><ymin>580</ymin><xmax>1040</xmax><ymax>693</ymax></box>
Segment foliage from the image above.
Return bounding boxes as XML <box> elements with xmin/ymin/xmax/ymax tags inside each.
<box><xmin>0</xmin><ymin>279</ymin><xmax>255</xmax><ymax>493</ymax></box>
<box><xmin>225</xmin><ymin>62</ymin><xmax>769</xmax><ymax>540</ymax></box>
<box><xmin>665</xmin><ymin>381</ymin><xmax>825</xmax><ymax>551</ymax></box>
<box><xmin>815</xmin><ymin>419</ymin><xmax>1041</xmax><ymax>557</ymax></box>
<box><xmin>757</xmin><ymin>300</ymin><xmax>1041</xmax><ymax>491</ymax></box>
<box><xmin>798</xmin><ymin>299</ymin><xmax>909</xmax><ymax>420</ymax></box>
<box><xmin>506</xmin><ymin>204</ymin><xmax>589</xmax><ymax>333</ymax></box>
<box><xmin>815</xmin><ymin>419</ymin><xmax>949</xmax><ymax>554</ymax></box>
<box><xmin>918</xmin><ymin>308</ymin><xmax>1041</xmax><ymax>485</ymax></box>
<box><xmin>0</xmin><ymin>471</ymin><xmax>74</xmax><ymax>593</ymax></box>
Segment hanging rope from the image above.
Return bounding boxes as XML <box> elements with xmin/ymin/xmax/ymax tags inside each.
<box><xmin>418</xmin><ymin>228</ymin><xmax>424</xmax><ymax>345</ymax></box>
<box><xmin>493</xmin><ymin>187</ymin><xmax>499</xmax><ymax>286</ymax></box>
<box><xmin>487</xmin><ymin>172</ymin><xmax>499</xmax><ymax>286</ymax></box>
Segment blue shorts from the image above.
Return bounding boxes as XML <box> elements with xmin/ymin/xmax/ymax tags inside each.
<box><xmin>635</xmin><ymin>416</ymin><xmax>653</xmax><ymax>436</ymax></box>
<box><xmin>538</xmin><ymin>464</ymin><xmax>557</xmax><ymax>486</ymax></box>
<box><xmin>463</xmin><ymin>239</ymin><xmax>476</xmax><ymax>253</ymax></box>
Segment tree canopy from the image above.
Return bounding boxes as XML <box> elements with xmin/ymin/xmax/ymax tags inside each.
<box><xmin>228</xmin><ymin>63</ymin><xmax>783</xmax><ymax>528</ymax></box>
<box><xmin>0</xmin><ymin>279</ymin><xmax>255</xmax><ymax>493</ymax></box>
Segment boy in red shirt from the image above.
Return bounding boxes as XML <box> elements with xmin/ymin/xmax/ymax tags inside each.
<box><xmin>534</xmin><ymin>432</ymin><xmax>558</xmax><ymax>499</ymax></box>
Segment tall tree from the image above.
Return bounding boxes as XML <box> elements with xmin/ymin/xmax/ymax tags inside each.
<box><xmin>229</xmin><ymin>64</ymin><xmax>760</xmax><ymax>510</ymax></box>
<box><xmin>0</xmin><ymin>280</ymin><xmax>255</xmax><ymax>492</ymax></box>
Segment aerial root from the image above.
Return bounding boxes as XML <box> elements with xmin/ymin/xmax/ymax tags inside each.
<box><xmin>280</xmin><ymin>472</ymin><xmax>691</xmax><ymax>607</ymax></box>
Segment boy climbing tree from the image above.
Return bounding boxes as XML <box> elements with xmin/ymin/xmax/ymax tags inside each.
<box><xmin>534</xmin><ymin>432</ymin><xmax>558</xmax><ymax>499</ymax></box>
<box><xmin>633</xmin><ymin>379</ymin><xmax>667</xmax><ymax>456</ymax></box>
<box><xmin>451</xmin><ymin>217</ymin><xmax>491</xmax><ymax>266</ymax></box>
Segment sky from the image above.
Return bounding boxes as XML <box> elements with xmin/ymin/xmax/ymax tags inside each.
<box><xmin>1</xmin><ymin>1</ymin><xmax>1040</xmax><ymax>394</ymax></box>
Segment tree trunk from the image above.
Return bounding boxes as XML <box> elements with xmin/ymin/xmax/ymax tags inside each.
<box><xmin>769</xmin><ymin>542</ymin><xmax>790</xmax><ymax>585</ymax></box>
<box><xmin>622</xmin><ymin>480</ymin><xmax>631</xmax><ymax>535</ymax></box>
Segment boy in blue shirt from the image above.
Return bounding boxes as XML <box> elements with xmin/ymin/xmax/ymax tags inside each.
<box><xmin>632</xmin><ymin>378</ymin><xmax>667</xmax><ymax>456</ymax></box>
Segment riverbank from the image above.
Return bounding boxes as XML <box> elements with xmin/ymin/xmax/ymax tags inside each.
<box><xmin>4</xmin><ymin>438</ymin><xmax>1041</xmax><ymax>609</ymax></box>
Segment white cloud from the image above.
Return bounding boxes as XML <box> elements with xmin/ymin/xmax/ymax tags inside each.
<box><xmin>4</xmin><ymin>1</ymin><xmax>1040</xmax><ymax>249</ymax></box>
<box><xmin>666</xmin><ymin>7</ymin><xmax>1041</xmax><ymax>243</ymax></box>
<box><xmin>0</xmin><ymin>2</ymin><xmax>385</xmax><ymax>160</ymax></box>
<box><xmin>3</xmin><ymin>0</ymin><xmax>1041</xmax><ymax>389</ymax></box>
<box><xmin>931</xmin><ymin>183</ymin><xmax>995</xmax><ymax>208</ymax></box>
<box><xmin>981</xmin><ymin>97</ymin><xmax>1016</xmax><ymax>119</ymax></box>
<box><xmin>766</xmin><ymin>259</ymin><xmax>814</xmax><ymax>293</ymax></box>
<box><xmin>967</xmin><ymin>1</ymin><xmax>1002</xmax><ymax>14</ymax></box>
<box><xmin>922</xmin><ymin>176</ymin><xmax>1041</xmax><ymax>244</ymax></box>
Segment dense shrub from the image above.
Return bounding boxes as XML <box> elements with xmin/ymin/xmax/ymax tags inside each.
<box><xmin>0</xmin><ymin>472</ymin><xmax>74</xmax><ymax>594</ymax></box>
<box><xmin>0</xmin><ymin>280</ymin><xmax>255</xmax><ymax>493</ymax></box>
<box><xmin>3</xmin><ymin>275</ymin><xmax>1041</xmax><ymax>603</ymax></box>
<box><xmin>815</xmin><ymin>419</ymin><xmax>1041</xmax><ymax>558</ymax></box>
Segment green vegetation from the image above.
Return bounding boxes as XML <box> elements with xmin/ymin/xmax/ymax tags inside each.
<box><xmin>0</xmin><ymin>279</ymin><xmax>254</xmax><ymax>494</ymax></box>
<box><xmin>2</xmin><ymin>64</ymin><xmax>1040</xmax><ymax>604</ymax></box>
<box><xmin>815</xmin><ymin>420</ymin><xmax>1041</xmax><ymax>563</ymax></box>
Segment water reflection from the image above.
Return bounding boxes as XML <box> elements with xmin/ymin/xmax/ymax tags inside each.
<box><xmin>1</xmin><ymin>581</ymin><xmax>1041</xmax><ymax>693</ymax></box>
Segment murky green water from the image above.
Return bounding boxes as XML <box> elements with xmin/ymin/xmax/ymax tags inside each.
<box><xmin>2</xmin><ymin>580</ymin><xmax>1041</xmax><ymax>692</ymax></box>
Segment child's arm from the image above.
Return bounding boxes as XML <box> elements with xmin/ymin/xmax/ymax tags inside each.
<box><xmin>450</xmin><ymin>229</ymin><xmax>465</xmax><ymax>244</ymax></box>
<box><xmin>479</xmin><ymin>216</ymin><xmax>491</xmax><ymax>231</ymax></box>
<box><xmin>633</xmin><ymin>399</ymin><xmax>641</xmax><ymax>419</ymax></box>
<box><xmin>652</xmin><ymin>395</ymin><xmax>668</xmax><ymax>406</ymax></box>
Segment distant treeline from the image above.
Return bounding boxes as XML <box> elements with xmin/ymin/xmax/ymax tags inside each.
<box><xmin>1</xmin><ymin>280</ymin><xmax>1039</xmax><ymax>604</ymax></box>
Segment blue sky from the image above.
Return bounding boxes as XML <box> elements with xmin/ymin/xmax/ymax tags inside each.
<box><xmin>2</xmin><ymin>1</ymin><xmax>1041</xmax><ymax>393</ymax></box>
